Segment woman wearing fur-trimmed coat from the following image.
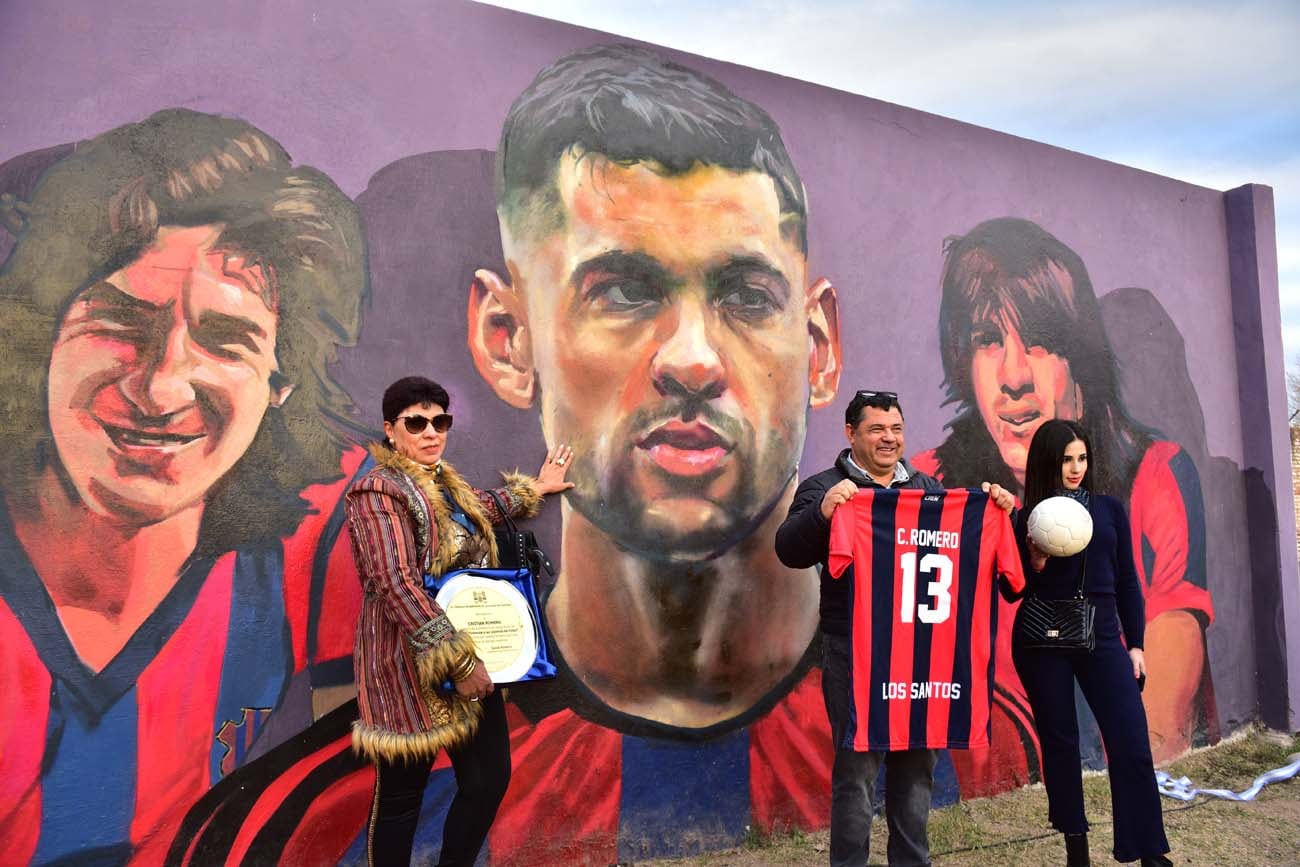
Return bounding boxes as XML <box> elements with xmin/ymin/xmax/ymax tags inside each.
<box><xmin>345</xmin><ymin>376</ymin><xmax>572</xmax><ymax>866</ymax></box>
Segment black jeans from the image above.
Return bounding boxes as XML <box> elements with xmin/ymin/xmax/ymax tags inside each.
<box><xmin>1013</xmin><ymin>597</ymin><xmax>1169</xmax><ymax>863</ymax></box>
<box><xmin>368</xmin><ymin>691</ymin><xmax>511</xmax><ymax>867</ymax></box>
<box><xmin>822</xmin><ymin>633</ymin><xmax>938</xmax><ymax>867</ymax></box>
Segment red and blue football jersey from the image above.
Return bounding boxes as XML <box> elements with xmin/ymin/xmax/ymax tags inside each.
<box><xmin>828</xmin><ymin>488</ymin><xmax>1024</xmax><ymax>752</ymax></box>
<box><xmin>173</xmin><ymin>667</ymin><xmax>839</xmax><ymax>866</ymax></box>
<box><xmin>0</xmin><ymin>448</ymin><xmax>370</xmax><ymax>865</ymax></box>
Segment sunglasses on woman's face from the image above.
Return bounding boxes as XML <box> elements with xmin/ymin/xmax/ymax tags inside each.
<box><xmin>397</xmin><ymin>413</ymin><xmax>454</xmax><ymax>435</ymax></box>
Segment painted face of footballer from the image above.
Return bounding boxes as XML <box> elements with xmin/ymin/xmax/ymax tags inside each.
<box><xmin>515</xmin><ymin>155</ymin><xmax>814</xmax><ymax>560</ymax></box>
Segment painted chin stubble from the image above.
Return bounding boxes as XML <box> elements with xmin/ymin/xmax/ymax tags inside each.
<box><xmin>562</xmin><ymin>402</ymin><xmax>799</xmax><ymax>561</ymax></box>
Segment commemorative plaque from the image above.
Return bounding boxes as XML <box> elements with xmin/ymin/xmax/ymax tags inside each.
<box><xmin>435</xmin><ymin>572</ymin><xmax>540</xmax><ymax>684</ymax></box>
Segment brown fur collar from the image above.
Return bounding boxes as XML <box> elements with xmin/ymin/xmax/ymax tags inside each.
<box><xmin>368</xmin><ymin>443</ymin><xmax>500</xmax><ymax>572</ymax></box>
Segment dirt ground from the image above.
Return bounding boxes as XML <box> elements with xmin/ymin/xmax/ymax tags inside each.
<box><xmin>643</xmin><ymin>729</ymin><xmax>1300</xmax><ymax>866</ymax></box>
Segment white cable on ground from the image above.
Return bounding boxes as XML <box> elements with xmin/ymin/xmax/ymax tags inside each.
<box><xmin>1156</xmin><ymin>758</ymin><xmax>1300</xmax><ymax>802</ymax></box>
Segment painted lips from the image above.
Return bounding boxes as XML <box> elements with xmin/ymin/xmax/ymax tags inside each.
<box><xmin>637</xmin><ymin>420</ymin><xmax>732</xmax><ymax>477</ymax></box>
<box><xmin>99</xmin><ymin>419</ymin><xmax>206</xmax><ymax>468</ymax></box>
<box><xmin>101</xmin><ymin>421</ymin><xmax>204</xmax><ymax>449</ymax></box>
<box><xmin>997</xmin><ymin>406</ymin><xmax>1041</xmax><ymax>432</ymax></box>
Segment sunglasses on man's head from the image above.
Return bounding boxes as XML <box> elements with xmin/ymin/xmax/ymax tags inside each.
<box><xmin>397</xmin><ymin>413</ymin><xmax>454</xmax><ymax>434</ymax></box>
<box><xmin>856</xmin><ymin>389</ymin><xmax>898</xmax><ymax>403</ymax></box>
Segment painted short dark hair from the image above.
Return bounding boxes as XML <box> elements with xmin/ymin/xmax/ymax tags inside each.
<box><xmin>1022</xmin><ymin>418</ymin><xmax>1093</xmax><ymax>519</ymax></box>
<box><xmin>845</xmin><ymin>391</ymin><xmax>904</xmax><ymax>427</ymax></box>
<box><xmin>382</xmin><ymin>376</ymin><xmax>450</xmax><ymax>423</ymax></box>
<box><xmin>0</xmin><ymin>108</ymin><xmax>368</xmax><ymax>552</ymax></box>
<box><xmin>930</xmin><ymin>217</ymin><xmax>1150</xmax><ymax>497</ymax></box>
<box><xmin>496</xmin><ymin>43</ymin><xmax>807</xmax><ymax>252</ymax></box>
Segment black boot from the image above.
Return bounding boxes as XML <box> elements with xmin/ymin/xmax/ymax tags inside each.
<box><xmin>1064</xmin><ymin>832</ymin><xmax>1090</xmax><ymax>867</ymax></box>
<box><xmin>1140</xmin><ymin>856</ymin><xmax>1173</xmax><ymax>866</ymax></box>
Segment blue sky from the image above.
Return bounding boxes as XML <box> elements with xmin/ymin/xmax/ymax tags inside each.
<box><xmin>482</xmin><ymin>0</ymin><xmax>1300</xmax><ymax>373</ymax></box>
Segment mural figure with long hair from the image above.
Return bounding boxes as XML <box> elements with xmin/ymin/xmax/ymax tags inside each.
<box><xmin>0</xmin><ymin>109</ymin><xmax>369</xmax><ymax>863</ymax></box>
<box><xmin>912</xmin><ymin>217</ymin><xmax>1215</xmax><ymax>787</ymax></box>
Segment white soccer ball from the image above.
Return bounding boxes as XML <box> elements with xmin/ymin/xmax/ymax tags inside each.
<box><xmin>1027</xmin><ymin>496</ymin><xmax>1093</xmax><ymax>558</ymax></box>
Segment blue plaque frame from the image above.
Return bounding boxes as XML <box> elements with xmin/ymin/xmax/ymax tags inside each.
<box><xmin>423</xmin><ymin>567</ymin><xmax>557</xmax><ymax>683</ymax></box>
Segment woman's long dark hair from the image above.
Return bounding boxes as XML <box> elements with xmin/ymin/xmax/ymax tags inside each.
<box><xmin>1022</xmin><ymin>419</ymin><xmax>1093</xmax><ymax>519</ymax></box>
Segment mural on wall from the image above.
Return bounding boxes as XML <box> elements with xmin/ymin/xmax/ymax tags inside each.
<box><xmin>0</xmin><ymin>2</ymin><xmax>1286</xmax><ymax>863</ymax></box>
<box><xmin>0</xmin><ymin>110</ymin><xmax>373</xmax><ymax>865</ymax></box>
<box><xmin>909</xmin><ymin>218</ymin><xmax>1217</xmax><ymax>791</ymax></box>
<box><xmin>328</xmin><ymin>44</ymin><xmax>847</xmax><ymax>864</ymax></box>
<box><xmin>467</xmin><ymin>44</ymin><xmax>841</xmax><ymax>735</ymax></box>
<box><xmin>474</xmin><ymin>43</ymin><xmax>842</xmax><ymax>860</ymax></box>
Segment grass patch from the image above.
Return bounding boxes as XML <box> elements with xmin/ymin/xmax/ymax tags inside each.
<box><xmin>1165</xmin><ymin>729</ymin><xmax>1300</xmax><ymax>788</ymax></box>
<box><xmin>643</xmin><ymin>728</ymin><xmax>1300</xmax><ymax>866</ymax></box>
<box><xmin>926</xmin><ymin>801</ymin><xmax>1000</xmax><ymax>853</ymax></box>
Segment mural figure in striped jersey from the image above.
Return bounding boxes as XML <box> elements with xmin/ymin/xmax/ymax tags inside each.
<box><xmin>912</xmin><ymin>217</ymin><xmax>1215</xmax><ymax>787</ymax></box>
<box><xmin>0</xmin><ymin>108</ymin><xmax>368</xmax><ymax>863</ymax></box>
<box><xmin>469</xmin><ymin>44</ymin><xmax>843</xmax><ymax>732</ymax></box>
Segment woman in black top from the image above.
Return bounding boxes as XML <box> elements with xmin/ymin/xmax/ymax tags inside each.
<box><xmin>1014</xmin><ymin>419</ymin><xmax>1172</xmax><ymax>867</ymax></box>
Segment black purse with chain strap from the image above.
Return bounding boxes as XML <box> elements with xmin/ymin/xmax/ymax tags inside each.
<box><xmin>1013</xmin><ymin>508</ymin><xmax>1096</xmax><ymax>653</ymax></box>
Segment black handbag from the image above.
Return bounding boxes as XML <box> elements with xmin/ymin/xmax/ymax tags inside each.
<box><xmin>1013</xmin><ymin>527</ymin><xmax>1095</xmax><ymax>653</ymax></box>
<box><xmin>487</xmin><ymin>490</ymin><xmax>554</xmax><ymax>578</ymax></box>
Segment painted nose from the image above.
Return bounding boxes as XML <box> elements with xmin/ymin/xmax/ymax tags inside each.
<box><xmin>651</xmin><ymin>299</ymin><xmax>725</xmax><ymax>400</ymax></box>
<box><xmin>119</xmin><ymin>323</ymin><xmax>198</xmax><ymax>417</ymax></box>
<box><xmin>998</xmin><ymin>328</ymin><xmax>1033</xmax><ymax>396</ymax></box>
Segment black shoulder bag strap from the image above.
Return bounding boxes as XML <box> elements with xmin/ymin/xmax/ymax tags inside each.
<box><xmin>486</xmin><ymin>489</ymin><xmax>555</xmax><ymax>577</ymax></box>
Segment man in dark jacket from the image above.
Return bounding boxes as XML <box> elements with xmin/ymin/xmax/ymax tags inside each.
<box><xmin>775</xmin><ymin>390</ymin><xmax>1012</xmax><ymax>867</ymax></box>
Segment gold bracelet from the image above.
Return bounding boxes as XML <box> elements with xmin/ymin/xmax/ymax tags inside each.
<box><xmin>457</xmin><ymin>657</ymin><xmax>478</xmax><ymax>686</ymax></box>
<box><xmin>451</xmin><ymin>654</ymin><xmax>478</xmax><ymax>683</ymax></box>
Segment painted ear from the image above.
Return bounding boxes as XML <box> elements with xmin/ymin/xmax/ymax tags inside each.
<box><xmin>268</xmin><ymin>373</ymin><xmax>295</xmax><ymax>409</ymax></box>
<box><xmin>806</xmin><ymin>276</ymin><xmax>842</xmax><ymax>408</ymax></box>
<box><xmin>468</xmin><ymin>269</ymin><xmax>536</xmax><ymax>408</ymax></box>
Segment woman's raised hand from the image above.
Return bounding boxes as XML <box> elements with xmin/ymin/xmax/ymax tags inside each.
<box><xmin>536</xmin><ymin>444</ymin><xmax>576</xmax><ymax>495</ymax></box>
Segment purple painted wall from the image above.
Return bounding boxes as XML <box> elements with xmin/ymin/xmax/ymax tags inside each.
<box><xmin>0</xmin><ymin>0</ymin><xmax>1293</xmax><ymax>863</ymax></box>
<box><xmin>0</xmin><ymin>0</ymin><xmax>1255</xmax><ymax>453</ymax></box>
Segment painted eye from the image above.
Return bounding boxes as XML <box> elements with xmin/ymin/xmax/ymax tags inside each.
<box><xmin>713</xmin><ymin>269</ymin><xmax>784</xmax><ymax>322</ymax></box>
<box><xmin>716</xmin><ymin>285</ymin><xmax>777</xmax><ymax>317</ymax></box>
<box><xmin>77</xmin><ymin>308</ymin><xmax>151</xmax><ymax>344</ymax></box>
<box><xmin>93</xmin><ymin>320</ymin><xmax>146</xmax><ymax>339</ymax></box>
<box><xmin>193</xmin><ymin>315</ymin><xmax>265</xmax><ymax>361</ymax></box>
<box><xmin>591</xmin><ymin>278</ymin><xmax>662</xmax><ymax>311</ymax></box>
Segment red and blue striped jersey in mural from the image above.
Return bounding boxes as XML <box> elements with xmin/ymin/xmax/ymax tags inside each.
<box><xmin>0</xmin><ymin>449</ymin><xmax>369</xmax><ymax>865</ymax></box>
<box><xmin>480</xmin><ymin>672</ymin><xmax>836</xmax><ymax>866</ymax></box>
<box><xmin>349</xmin><ymin>671</ymin><xmax>840</xmax><ymax>866</ymax></box>
<box><xmin>163</xmin><ymin>668</ymin><xmax>841</xmax><ymax>867</ymax></box>
<box><xmin>826</xmin><ymin>488</ymin><xmax>1024</xmax><ymax>752</ymax></box>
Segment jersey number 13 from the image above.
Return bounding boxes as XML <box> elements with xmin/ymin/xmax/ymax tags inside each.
<box><xmin>899</xmin><ymin>552</ymin><xmax>953</xmax><ymax>624</ymax></box>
